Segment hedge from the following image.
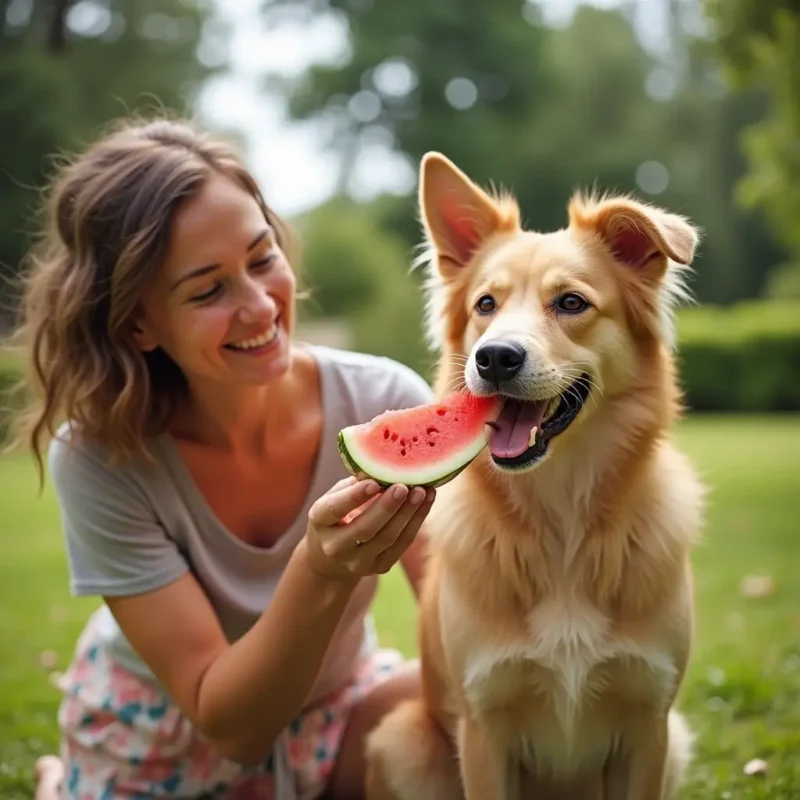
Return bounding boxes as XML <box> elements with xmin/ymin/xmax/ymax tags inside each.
<box><xmin>676</xmin><ymin>301</ymin><xmax>800</xmax><ymax>412</ymax></box>
<box><xmin>1</xmin><ymin>301</ymin><xmax>798</xmax><ymax>446</ymax></box>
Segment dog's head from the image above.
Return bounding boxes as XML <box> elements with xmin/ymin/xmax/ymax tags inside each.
<box><xmin>418</xmin><ymin>152</ymin><xmax>699</xmax><ymax>473</ymax></box>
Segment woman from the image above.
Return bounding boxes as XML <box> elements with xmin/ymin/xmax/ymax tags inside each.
<box><xmin>13</xmin><ymin>117</ymin><xmax>437</xmax><ymax>799</ymax></box>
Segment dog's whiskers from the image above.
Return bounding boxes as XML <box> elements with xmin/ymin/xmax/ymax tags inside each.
<box><xmin>550</xmin><ymin>380</ymin><xmax>581</xmax><ymax>413</ymax></box>
<box><xmin>437</xmin><ymin>352</ymin><xmax>470</xmax><ymax>366</ymax></box>
<box><xmin>442</xmin><ymin>376</ymin><xmax>469</xmax><ymax>395</ymax></box>
<box><xmin>549</xmin><ymin>370</ymin><xmax>601</xmax><ymax>413</ymax></box>
<box><xmin>557</xmin><ymin>365</ymin><xmax>604</xmax><ymax>410</ymax></box>
<box><xmin>559</xmin><ymin>364</ymin><xmax>603</xmax><ymax>395</ymax></box>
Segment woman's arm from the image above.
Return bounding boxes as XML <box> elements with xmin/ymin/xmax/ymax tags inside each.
<box><xmin>107</xmin><ymin>540</ymin><xmax>354</xmax><ymax>765</ymax></box>
<box><xmin>106</xmin><ymin>478</ymin><xmax>434</xmax><ymax>765</ymax></box>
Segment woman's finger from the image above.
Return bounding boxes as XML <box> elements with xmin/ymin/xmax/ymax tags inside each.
<box><xmin>309</xmin><ymin>478</ymin><xmax>381</xmax><ymax>528</ymax></box>
<box><xmin>373</xmin><ymin>489</ymin><xmax>435</xmax><ymax>572</ymax></box>
<box><xmin>329</xmin><ymin>475</ymin><xmax>360</xmax><ymax>493</ymax></box>
<box><xmin>349</xmin><ymin>485</ymin><xmax>426</xmax><ymax>551</ymax></box>
<box><xmin>333</xmin><ymin>483</ymin><xmax>411</xmax><ymax>548</ymax></box>
<box><xmin>340</xmin><ymin>492</ymin><xmax>382</xmax><ymax>526</ymax></box>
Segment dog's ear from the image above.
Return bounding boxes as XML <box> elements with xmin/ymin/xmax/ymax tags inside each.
<box><xmin>568</xmin><ymin>193</ymin><xmax>699</xmax><ymax>283</ymax></box>
<box><xmin>419</xmin><ymin>152</ymin><xmax>518</xmax><ymax>275</ymax></box>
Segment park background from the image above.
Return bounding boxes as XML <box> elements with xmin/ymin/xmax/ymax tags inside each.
<box><xmin>0</xmin><ymin>0</ymin><xmax>798</xmax><ymax>797</ymax></box>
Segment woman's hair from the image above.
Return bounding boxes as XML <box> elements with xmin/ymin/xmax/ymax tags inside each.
<box><xmin>7</xmin><ymin>116</ymin><xmax>291</xmax><ymax>482</ymax></box>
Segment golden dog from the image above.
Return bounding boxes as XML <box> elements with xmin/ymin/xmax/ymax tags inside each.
<box><xmin>365</xmin><ymin>153</ymin><xmax>705</xmax><ymax>800</ymax></box>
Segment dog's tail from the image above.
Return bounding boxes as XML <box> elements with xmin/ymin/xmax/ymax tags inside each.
<box><xmin>365</xmin><ymin>698</ymin><xmax>462</xmax><ymax>800</ymax></box>
<box><xmin>665</xmin><ymin>709</ymin><xmax>694</xmax><ymax>797</ymax></box>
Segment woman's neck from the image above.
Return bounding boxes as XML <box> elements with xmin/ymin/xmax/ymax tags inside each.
<box><xmin>174</xmin><ymin>346</ymin><xmax>316</xmax><ymax>454</ymax></box>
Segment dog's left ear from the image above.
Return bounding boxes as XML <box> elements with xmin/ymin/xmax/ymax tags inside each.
<box><xmin>569</xmin><ymin>194</ymin><xmax>699</xmax><ymax>283</ymax></box>
<box><xmin>419</xmin><ymin>152</ymin><xmax>518</xmax><ymax>276</ymax></box>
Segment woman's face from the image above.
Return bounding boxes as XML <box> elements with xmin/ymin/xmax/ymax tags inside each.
<box><xmin>134</xmin><ymin>171</ymin><xmax>296</xmax><ymax>391</ymax></box>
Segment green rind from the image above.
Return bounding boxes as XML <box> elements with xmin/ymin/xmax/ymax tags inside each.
<box><xmin>337</xmin><ymin>430</ymin><xmax>483</xmax><ymax>489</ymax></box>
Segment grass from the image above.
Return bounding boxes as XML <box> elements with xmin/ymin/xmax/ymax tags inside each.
<box><xmin>1</xmin><ymin>415</ymin><xmax>799</xmax><ymax>798</ymax></box>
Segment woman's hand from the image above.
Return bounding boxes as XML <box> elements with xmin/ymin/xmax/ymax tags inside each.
<box><xmin>302</xmin><ymin>476</ymin><xmax>435</xmax><ymax>583</ymax></box>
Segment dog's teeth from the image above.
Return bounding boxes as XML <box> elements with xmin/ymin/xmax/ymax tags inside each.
<box><xmin>543</xmin><ymin>398</ymin><xmax>559</xmax><ymax>421</ymax></box>
<box><xmin>528</xmin><ymin>426</ymin><xmax>537</xmax><ymax>447</ymax></box>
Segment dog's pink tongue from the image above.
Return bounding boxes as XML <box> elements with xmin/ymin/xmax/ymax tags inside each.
<box><xmin>487</xmin><ymin>399</ymin><xmax>548</xmax><ymax>459</ymax></box>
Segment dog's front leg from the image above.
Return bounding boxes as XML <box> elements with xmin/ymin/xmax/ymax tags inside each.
<box><xmin>604</xmin><ymin>714</ymin><xmax>669</xmax><ymax>800</ymax></box>
<box><xmin>457</xmin><ymin>717</ymin><xmax>513</xmax><ymax>800</ymax></box>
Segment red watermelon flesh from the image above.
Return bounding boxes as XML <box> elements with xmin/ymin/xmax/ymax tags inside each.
<box><xmin>337</xmin><ymin>391</ymin><xmax>497</xmax><ymax>488</ymax></box>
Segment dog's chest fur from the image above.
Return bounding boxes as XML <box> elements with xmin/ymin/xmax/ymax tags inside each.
<box><xmin>440</xmin><ymin>575</ymin><xmax>678</xmax><ymax>775</ymax></box>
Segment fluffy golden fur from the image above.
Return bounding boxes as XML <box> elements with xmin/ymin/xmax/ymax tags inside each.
<box><xmin>365</xmin><ymin>153</ymin><xmax>705</xmax><ymax>799</ymax></box>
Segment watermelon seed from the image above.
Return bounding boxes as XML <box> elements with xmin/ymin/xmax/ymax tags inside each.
<box><xmin>383</xmin><ymin>429</ymin><xmax>390</xmax><ymax>439</ymax></box>
<box><xmin>426</xmin><ymin>426</ymin><xmax>439</xmax><ymax>435</ymax></box>
<box><xmin>400</xmin><ymin>438</ymin><xmax>406</xmax><ymax>446</ymax></box>
<box><xmin>400</xmin><ymin>449</ymin><xmax>406</xmax><ymax>456</ymax></box>
<box><xmin>428</xmin><ymin>441</ymin><xmax>435</xmax><ymax>447</ymax></box>
<box><xmin>437</xmin><ymin>408</ymin><xmax>446</xmax><ymax>416</ymax></box>
<box><xmin>412</xmin><ymin>436</ymin><xmax>419</xmax><ymax>442</ymax></box>
<box><xmin>391</xmin><ymin>433</ymin><xmax>399</xmax><ymax>442</ymax></box>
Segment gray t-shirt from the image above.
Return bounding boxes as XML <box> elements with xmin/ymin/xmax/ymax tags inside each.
<box><xmin>49</xmin><ymin>345</ymin><xmax>434</xmax><ymax>707</ymax></box>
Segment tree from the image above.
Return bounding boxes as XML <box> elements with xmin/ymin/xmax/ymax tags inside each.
<box><xmin>0</xmin><ymin>0</ymin><xmax>227</xmax><ymax>324</ymax></box>
<box><xmin>704</xmin><ymin>0</ymin><xmax>800</xmax><ymax>294</ymax></box>
<box><xmin>264</xmin><ymin>0</ymin><xmax>785</xmax><ymax>309</ymax></box>
<box><xmin>264</xmin><ymin>0</ymin><xmax>554</xmax><ymax>201</ymax></box>
<box><xmin>293</xmin><ymin>196</ymin><xmax>431</xmax><ymax>373</ymax></box>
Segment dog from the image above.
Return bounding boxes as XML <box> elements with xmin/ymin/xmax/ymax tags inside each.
<box><xmin>364</xmin><ymin>153</ymin><xmax>705</xmax><ymax>800</ymax></box>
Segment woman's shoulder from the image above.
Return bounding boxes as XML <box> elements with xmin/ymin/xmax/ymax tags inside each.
<box><xmin>49</xmin><ymin>422</ymin><xmax>111</xmax><ymax>481</ymax></box>
<box><xmin>47</xmin><ymin>424</ymin><xmax>188</xmax><ymax>598</ymax></box>
<box><xmin>48</xmin><ymin>421</ymin><xmax>162</xmax><ymax>502</ymax></box>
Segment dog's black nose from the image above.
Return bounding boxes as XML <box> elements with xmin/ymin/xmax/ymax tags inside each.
<box><xmin>475</xmin><ymin>341</ymin><xmax>526</xmax><ymax>384</ymax></box>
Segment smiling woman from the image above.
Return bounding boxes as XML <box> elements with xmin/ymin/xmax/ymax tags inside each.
<box><xmin>133</xmin><ymin>172</ymin><xmax>296</xmax><ymax>394</ymax></box>
<box><xmin>8</xmin><ymin>117</ymin><xmax>440</xmax><ymax>800</ymax></box>
<box><xmin>13</xmin><ymin>118</ymin><xmax>296</xmax><ymax>470</ymax></box>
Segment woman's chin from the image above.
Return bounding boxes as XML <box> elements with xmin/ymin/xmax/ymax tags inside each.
<box><xmin>230</xmin><ymin>352</ymin><xmax>292</xmax><ymax>386</ymax></box>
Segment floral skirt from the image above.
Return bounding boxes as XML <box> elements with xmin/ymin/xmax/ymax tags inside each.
<box><xmin>56</xmin><ymin>611</ymin><xmax>405</xmax><ymax>799</ymax></box>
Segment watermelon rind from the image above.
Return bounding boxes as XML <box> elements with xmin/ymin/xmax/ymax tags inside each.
<box><xmin>336</xmin><ymin>427</ymin><xmax>487</xmax><ymax>489</ymax></box>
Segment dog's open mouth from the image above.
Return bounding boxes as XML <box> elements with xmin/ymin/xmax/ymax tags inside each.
<box><xmin>486</xmin><ymin>374</ymin><xmax>592</xmax><ymax>470</ymax></box>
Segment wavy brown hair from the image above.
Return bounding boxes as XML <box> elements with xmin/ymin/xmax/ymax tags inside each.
<box><xmin>7</xmin><ymin>116</ymin><xmax>291</xmax><ymax>483</ymax></box>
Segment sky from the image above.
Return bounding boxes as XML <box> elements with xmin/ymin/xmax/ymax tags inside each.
<box><xmin>197</xmin><ymin>0</ymin><xmax>682</xmax><ymax>219</ymax></box>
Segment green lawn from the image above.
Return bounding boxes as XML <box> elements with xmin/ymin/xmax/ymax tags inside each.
<box><xmin>1</xmin><ymin>415</ymin><xmax>799</xmax><ymax>798</ymax></box>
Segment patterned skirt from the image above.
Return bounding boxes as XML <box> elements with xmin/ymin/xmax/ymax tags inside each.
<box><xmin>56</xmin><ymin>610</ymin><xmax>406</xmax><ymax>799</ymax></box>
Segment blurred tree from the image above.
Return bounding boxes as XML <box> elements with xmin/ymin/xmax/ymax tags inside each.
<box><xmin>293</xmin><ymin>196</ymin><xmax>393</xmax><ymax>318</ymax></box>
<box><xmin>293</xmin><ymin>196</ymin><xmax>431</xmax><ymax>373</ymax></box>
<box><xmin>264</xmin><ymin>0</ymin><xmax>785</xmax><ymax>315</ymax></box>
<box><xmin>0</xmin><ymin>0</ymin><xmax>226</xmax><ymax>324</ymax></box>
<box><xmin>264</xmin><ymin>0</ymin><xmax>554</xmax><ymax>196</ymax></box>
<box><xmin>643</xmin><ymin>32</ymin><xmax>786</xmax><ymax>303</ymax></box>
<box><xmin>704</xmin><ymin>0</ymin><xmax>800</xmax><ymax>296</ymax></box>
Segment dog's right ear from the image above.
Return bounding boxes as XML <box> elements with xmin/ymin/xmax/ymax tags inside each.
<box><xmin>419</xmin><ymin>152</ymin><xmax>518</xmax><ymax>276</ymax></box>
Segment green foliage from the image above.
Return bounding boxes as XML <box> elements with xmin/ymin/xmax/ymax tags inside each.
<box><xmin>293</xmin><ymin>197</ymin><xmax>392</xmax><ymax>318</ymax></box>
<box><xmin>263</xmin><ymin>0</ymin><xmax>786</xmax><ymax>305</ymax></box>
<box><xmin>349</xmin><ymin>260</ymin><xmax>432</xmax><ymax>382</ymax></box>
<box><xmin>0</xmin><ymin>0</ymin><xmax>225</xmax><ymax>323</ymax></box>
<box><xmin>292</xmin><ymin>196</ymin><xmax>434</xmax><ymax>377</ymax></box>
<box><xmin>0</xmin><ymin>345</ymin><xmax>26</xmax><ymax>445</ymax></box>
<box><xmin>272</xmin><ymin>0</ymin><xmax>554</xmax><ymax>193</ymax></box>
<box><xmin>677</xmin><ymin>301</ymin><xmax>800</xmax><ymax>412</ymax></box>
<box><xmin>764</xmin><ymin>260</ymin><xmax>800</xmax><ymax>299</ymax></box>
<box><xmin>704</xmin><ymin>1</ymin><xmax>800</xmax><ymax>264</ymax></box>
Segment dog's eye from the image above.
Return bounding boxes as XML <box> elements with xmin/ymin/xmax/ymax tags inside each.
<box><xmin>476</xmin><ymin>294</ymin><xmax>496</xmax><ymax>315</ymax></box>
<box><xmin>555</xmin><ymin>293</ymin><xmax>590</xmax><ymax>314</ymax></box>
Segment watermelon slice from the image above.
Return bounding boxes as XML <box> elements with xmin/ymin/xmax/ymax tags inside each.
<box><xmin>337</xmin><ymin>392</ymin><xmax>497</xmax><ymax>488</ymax></box>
